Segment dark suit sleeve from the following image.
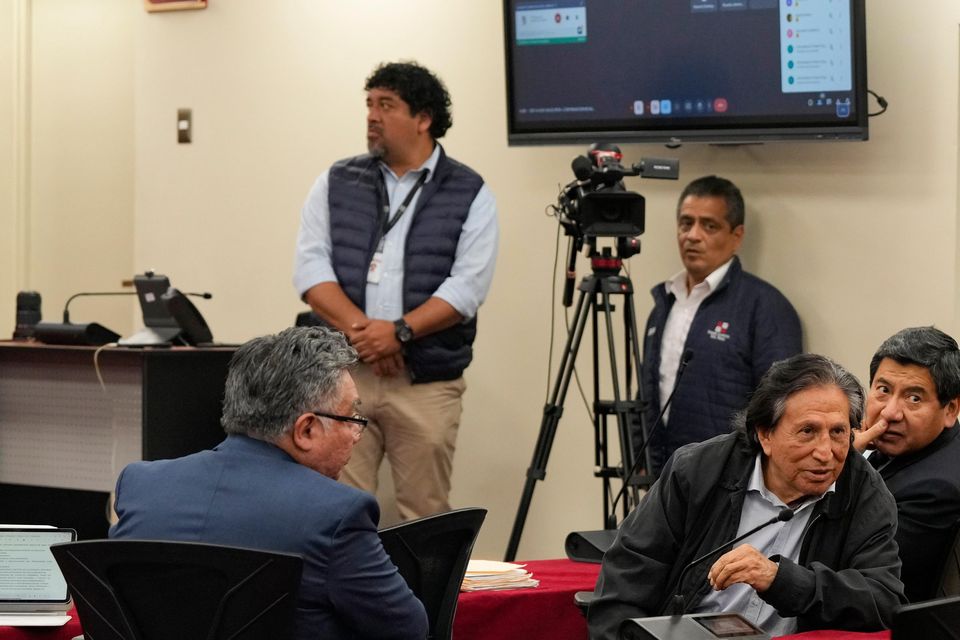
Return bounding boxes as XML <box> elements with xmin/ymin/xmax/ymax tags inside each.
<box><xmin>327</xmin><ymin>493</ymin><xmax>428</xmax><ymax>640</ymax></box>
<box><xmin>893</xmin><ymin>474</ymin><xmax>960</xmax><ymax>600</ymax></box>
<box><xmin>750</xmin><ymin>288</ymin><xmax>802</xmax><ymax>386</ymax></box>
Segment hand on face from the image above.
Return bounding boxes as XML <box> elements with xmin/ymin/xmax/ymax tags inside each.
<box><xmin>853</xmin><ymin>417</ymin><xmax>889</xmax><ymax>453</ymax></box>
<box><xmin>708</xmin><ymin>544</ymin><xmax>779</xmax><ymax>593</ymax></box>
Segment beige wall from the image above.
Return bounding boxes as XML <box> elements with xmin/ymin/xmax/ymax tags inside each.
<box><xmin>29</xmin><ymin>0</ymin><xmax>135</xmax><ymax>333</ymax></box>
<box><xmin>7</xmin><ymin>2</ymin><xmax>960</xmax><ymax>559</ymax></box>
<box><xmin>0</xmin><ymin>1</ymin><xmax>24</xmax><ymax>334</ymax></box>
<box><xmin>1</xmin><ymin>0</ymin><xmax>135</xmax><ymax>334</ymax></box>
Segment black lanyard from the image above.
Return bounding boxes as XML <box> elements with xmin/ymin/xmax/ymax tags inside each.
<box><xmin>375</xmin><ymin>170</ymin><xmax>429</xmax><ymax>247</ymax></box>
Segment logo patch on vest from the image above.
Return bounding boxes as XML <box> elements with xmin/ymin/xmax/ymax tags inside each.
<box><xmin>708</xmin><ymin>320</ymin><xmax>731</xmax><ymax>342</ymax></box>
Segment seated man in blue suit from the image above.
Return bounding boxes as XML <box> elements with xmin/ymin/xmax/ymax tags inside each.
<box><xmin>855</xmin><ymin>326</ymin><xmax>960</xmax><ymax>602</ymax></box>
<box><xmin>110</xmin><ymin>326</ymin><xmax>428</xmax><ymax>640</ymax></box>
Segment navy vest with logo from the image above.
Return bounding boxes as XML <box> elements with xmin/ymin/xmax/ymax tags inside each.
<box><xmin>326</xmin><ymin>148</ymin><xmax>483</xmax><ymax>383</ymax></box>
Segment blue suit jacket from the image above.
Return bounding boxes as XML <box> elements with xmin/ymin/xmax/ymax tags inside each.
<box><xmin>110</xmin><ymin>434</ymin><xmax>427</xmax><ymax>640</ymax></box>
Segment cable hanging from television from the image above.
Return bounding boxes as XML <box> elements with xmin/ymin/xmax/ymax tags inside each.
<box><xmin>867</xmin><ymin>89</ymin><xmax>889</xmax><ymax>117</ymax></box>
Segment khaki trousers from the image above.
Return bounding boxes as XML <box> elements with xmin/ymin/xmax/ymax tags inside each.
<box><xmin>341</xmin><ymin>363</ymin><xmax>466</xmax><ymax>520</ymax></box>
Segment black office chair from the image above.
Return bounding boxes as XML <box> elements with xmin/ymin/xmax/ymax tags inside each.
<box><xmin>50</xmin><ymin>539</ymin><xmax>303</xmax><ymax>640</ymax></box>
<box><xmin>294</xmin><ymin>311</ymin><xmax>322</xmax><ymax>327</ymax></box>
<box><xmin>936</xmin><ymin>521</ymin><xmax>960</xmax><ymax>598</ymax></box>
<box><xmin>378</xmin><ymin>507</ymin><xmax>486</xmax><ymax>640</ymax></box>
<box><xmin>893</xmin><ymin>595</ymin><xmax>960</xmax><ymax>640</ymax></box>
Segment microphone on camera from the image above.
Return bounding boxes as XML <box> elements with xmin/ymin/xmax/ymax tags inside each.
<box><xmin>572</xmin><ymin>154</ymin><xmax>593</xmax><ymax>180</ymax></box>
<box><xmin>671</xmin><ymin>507</ymin><xmax>795</xmax><ymax>615</ymax></box>
<box><xmin>606</xmin><ymin>349</ymin><xmax>694</xmax><ymax>528</ymax></box>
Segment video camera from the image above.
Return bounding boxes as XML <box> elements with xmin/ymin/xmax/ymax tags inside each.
<box><xmin>557</xmin><ymin>143</ymin><xmax>679</xmax><ymax>239</ymax></box>
<box><xmin>554</xmin><ymin>144</ymin><xmax>679</xmax><ymax>307</ymax></box>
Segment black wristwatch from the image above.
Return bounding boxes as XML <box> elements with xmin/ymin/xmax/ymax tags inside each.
<box><xmin>394</xmin><ymin>318</ymin><xmax>414</xmax><ymax>344</ymax></box>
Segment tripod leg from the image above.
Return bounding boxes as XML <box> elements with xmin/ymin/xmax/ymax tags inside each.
<box><xmin>619</xmin><ymin>287</ymin><xmax>649</xmax><ymax>513</ymax></box>
<box><xmin>624</xmin><ymin>289</ymin><xmax>651</xmax><ymax>476</ymax></box>
<box><xmin>504</xmin><ymin>287</ymin><xmax>592</xmax><ymax>561</ymax></box>
<box><xmin>599</xmin><ymin>289</ymin><xmax>637</xmax><ymax>513</ymax></box>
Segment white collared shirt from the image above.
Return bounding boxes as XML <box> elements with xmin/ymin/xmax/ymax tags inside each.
<box><xmin>658</xmin><ymin>258</ymin><xmax>734</xmax><ymax>419</ymax></box>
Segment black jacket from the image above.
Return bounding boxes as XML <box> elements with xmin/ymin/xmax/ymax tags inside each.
<box><xmin>872</xmin><ymin>425</ymin><xmax>960</xmax><ymax>602</ymax></box>
<box><xmin>588</xmin><ymin>431</ymin><xmax>906</xmax><ymax>639</ymax></box>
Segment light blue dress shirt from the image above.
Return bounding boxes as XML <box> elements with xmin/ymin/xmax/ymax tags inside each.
<box><xmin>693</xmin><ymin>454</ymin><xmax>835</xmax><ymax>636</ymax></box>
<box><xmin>293</xmin><ymin>145</ymin><xmax>499</xmax><ymax>321</ymax></box>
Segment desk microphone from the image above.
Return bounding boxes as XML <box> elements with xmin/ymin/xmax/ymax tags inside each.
<box><xmin>28</xmin><ymin>290</ymin><xmax>134</xmax><ymax>345</ymax></box>
<box><xmin>606</xmin><ymin>349</ymin><xmax>694</xmax><ymax>527</ymax></box>
<box><xmin>62</xmin><ymin>291</ymin><xmax>136</xmax><ymax>323</ymax></box>
<box><xmin>671</xmin><ymin>507</ymin><xmax>795</xmax><ymax>615</ymax></box>
<box><xmin>62</xmin><ymin>290</ymin><xmax>211</xmax><ymax>324</ymax></box>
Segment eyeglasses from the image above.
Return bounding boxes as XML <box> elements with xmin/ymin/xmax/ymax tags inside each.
<box><xmin>311</xmin><ymin>411</ymin><xmax>368</xmax><ymax>434</ymax></box>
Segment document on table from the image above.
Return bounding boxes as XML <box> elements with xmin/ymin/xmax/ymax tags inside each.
<box><xmin>461</xmin><ymin>559</ymin><xmax>539</xmax><ymax>591</ymax></box>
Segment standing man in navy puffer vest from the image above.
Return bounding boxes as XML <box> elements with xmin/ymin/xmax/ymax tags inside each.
<box><xmin>639</xmin><ymin>175</ymin><xmax>801</xmax><ymax>474</ymax></box>
<box><xmin>293</xmin><ymin>61</ymin><xmax>499</xmax><ymax>520</ymax></box>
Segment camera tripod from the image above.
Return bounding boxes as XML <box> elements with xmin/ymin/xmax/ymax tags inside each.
<box><xmin>504</xmin><ymin>247</ymin><xmax>652</xmax><ymax>561</ymax></box>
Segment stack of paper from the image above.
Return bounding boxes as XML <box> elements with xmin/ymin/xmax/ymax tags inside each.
<box><xmin>461</xmin><ymin>559</ymin><xmax>539</xmax><ymax>592</ymax></box>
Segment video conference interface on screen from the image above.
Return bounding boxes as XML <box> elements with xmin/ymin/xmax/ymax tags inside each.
<box><xmin>508</xmin><ymin>0</ymin><xmax>858</xmax><ymax>131</ymax></box>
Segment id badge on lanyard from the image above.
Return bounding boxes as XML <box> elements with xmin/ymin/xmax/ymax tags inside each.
<box><xmin>367</xmin><ymin>170</ymin><xmax>428</xmax><ymax>285</ymax></box>
<box><xmin>367</xmin><ymin>238</ymin><xmax>386</xmax><ymax>285</ymax></box>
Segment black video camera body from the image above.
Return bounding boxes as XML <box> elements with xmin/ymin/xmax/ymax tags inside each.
<box><xmin>558</xmin><ymin>143</ymin><xmax>679</xmax><ymax>239</ymax></box>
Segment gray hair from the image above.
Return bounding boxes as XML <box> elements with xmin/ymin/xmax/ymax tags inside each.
<box><xmin>738</xmin><ymin>353</ymin><xmax>864</xmax><ymax>451</ymax></box>
<box><xmin>676</xmin><ymin>175</ymin><xmax>745</xmax><ymax>229</ymax></box>
<box><xmin>869</xmin><ymin>326</ymin><xmax>960</xmax><ymax>406</ymax></box>
<box><xmin>221</xmin><ymin>326</ymin><xmax>358</xmax><ymax>441</ymax></box>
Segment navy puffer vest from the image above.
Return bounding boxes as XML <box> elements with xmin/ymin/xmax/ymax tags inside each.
<box><xmin>327</xmin><ymin>148</ymin><xmax>483</xmax><ymax>382</ymax></box>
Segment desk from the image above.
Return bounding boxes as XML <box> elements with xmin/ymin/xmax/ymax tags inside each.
<box><xmin>0</xmin><ymin>342</ymin><xmax>233</xmax><ymax>538</ymax></box>
<box><xmin>0</xmin><ymin>558</ymin><xmax>893</xmax><ymax>640</ymax></box>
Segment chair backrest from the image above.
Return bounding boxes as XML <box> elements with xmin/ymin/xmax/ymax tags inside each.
<box><xmin>294</xmin><ymin>311</ymin><xmax>322</xmax><ymax>327</ymax></box>
<box><xmin>936</xmin><ymin>521</ymin><xmax>960</xmax><ymax>598</ymax></box>
<box><xmin>893</xmin><ymin>595</ymin><xmax>960</xmax><ymax>640</ymax></box>
<box><xmin>50</xmin><ymin>539</ymin><xmax>302</xmax><ymax>640</ymax></box>
<box><xmin>378</xmin><ymin>507</ymin><xmax>486</xmax><ymax>640</ymax></box>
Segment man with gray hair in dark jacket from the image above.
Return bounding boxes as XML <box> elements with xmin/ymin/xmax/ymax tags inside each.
<box><xmin>591</xmin><ymin>353</ymin><xmax>905</xmax><ymax>639</ymax></box>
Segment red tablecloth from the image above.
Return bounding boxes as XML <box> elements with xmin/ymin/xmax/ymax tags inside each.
<box><xmin>453</xmin><ymin>558</ymin><xmax>600</xmax><ymax>640</ymax></box>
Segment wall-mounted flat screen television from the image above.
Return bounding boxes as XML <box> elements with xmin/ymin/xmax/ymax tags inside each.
<box><xmin>503</xmin><ymin>0</ymin><xmax>868</xmax><ymax>145</ymax></box>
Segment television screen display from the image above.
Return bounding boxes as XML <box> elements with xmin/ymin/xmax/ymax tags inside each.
<box><xmin>503</xmin><ymin>0</ymin><xmax>868</xmax><ymax>145</ymax></box>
